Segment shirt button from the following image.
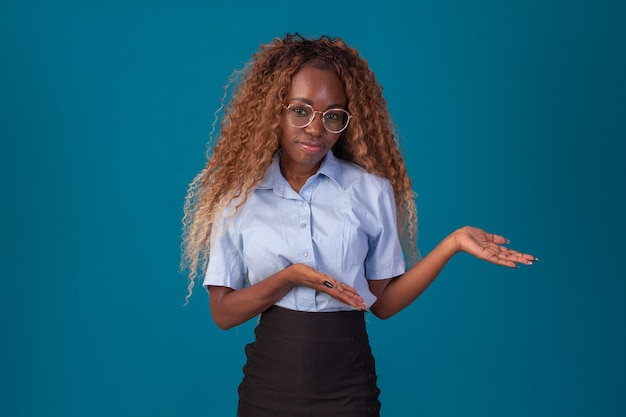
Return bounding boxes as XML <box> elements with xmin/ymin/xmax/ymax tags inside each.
<box><xmin>300</xmin><ymin>223</ymin><xmax>307</xmax><ymax>228</ymax></box>
<box><xmin>301</xmin><ymin>201</ymin><xmax>306</xmax><ymax>207</ymax></box>
<box><xmin>304</xmin><ymin>252</ymin><xmax>311</xmax><ymax>259</ymax></box>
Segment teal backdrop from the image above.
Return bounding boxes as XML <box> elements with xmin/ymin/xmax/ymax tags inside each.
<box><xmin>2</xmin><ymin>1</ymin><xmax>625</xmax><ymax>416</ymax></box>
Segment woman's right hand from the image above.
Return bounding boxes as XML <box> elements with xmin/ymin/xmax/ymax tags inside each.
<box><xmin>288</xmin><ymin>264</ymin><xmax>367</xmax><ymax>311</ymax></box>
<box><xmin>209</xmin><ymin>264</ymin><xmax>367</xmax><ymax>330</ymax></box>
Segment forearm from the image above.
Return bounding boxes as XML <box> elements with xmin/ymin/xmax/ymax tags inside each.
<box><xmin>371</xmin><ymin>233</ymin><xmax>459</xmax><ymax>319</ymax></box>
<box><xmin>209</xmin><ymin>268</ymin><xmax>295</xmax><ymax>330</ymax></box>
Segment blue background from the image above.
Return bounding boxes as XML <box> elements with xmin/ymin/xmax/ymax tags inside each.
<box><xmin>2</xmin><ymin>1</ymin><xmax>625</xmax><ymax>416</ymax></box>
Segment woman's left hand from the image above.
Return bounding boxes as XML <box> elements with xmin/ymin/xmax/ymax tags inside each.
<box><xmin>453</xmin><ymin>226</ymin><xmax>536</xmax><ymax>268</ymax></box>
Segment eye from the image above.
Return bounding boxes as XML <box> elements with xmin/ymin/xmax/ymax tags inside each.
<box><xmin>324</xmin><ymin>110</ymin><xmax>343</xmax><ymax>121</ymax></box>
<box><xmin>289</xmin><ymin>105</ymin><xmax>311</xmax><ymax>118</ymax></box>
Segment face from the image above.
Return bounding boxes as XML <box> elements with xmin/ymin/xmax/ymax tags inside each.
<box><xmin>279</xmin><ymin>66</ymin><xmax>347</xmax><ymax>174</ymax></box>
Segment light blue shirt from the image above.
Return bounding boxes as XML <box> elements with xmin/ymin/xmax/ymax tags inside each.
<box><xmin>203</xmin><ymin>150</ymin><xmax>406</xmax><ymax>312</ymax></box>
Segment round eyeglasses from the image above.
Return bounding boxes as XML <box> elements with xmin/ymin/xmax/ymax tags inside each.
<box><xmin>282</xmin><ymin>102</ymin><xmax>351</xmax><ymax>134</ymax></box>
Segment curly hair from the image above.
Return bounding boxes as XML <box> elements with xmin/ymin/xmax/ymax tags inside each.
<box><xmin>181</xmin><ymin>33</ymin><xmax>418</xmax><ymax>302</ymax></box>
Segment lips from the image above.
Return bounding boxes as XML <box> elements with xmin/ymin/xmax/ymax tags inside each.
<box><xmin>297</xmin><ymin>140</ymin><xmax>326</xmax><ymax>153</ymax></box>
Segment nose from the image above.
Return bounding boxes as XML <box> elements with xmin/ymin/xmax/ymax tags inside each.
<box><xmin>304</xmin><ymin>111</ymin><xmax>325</xmax><ymax>135</ymax></box>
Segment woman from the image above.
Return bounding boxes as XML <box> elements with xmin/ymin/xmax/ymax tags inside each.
<box><xmin>181</xmin><ymin>33</ymin><xmax>535</xmax><ymax>417</ymax></box>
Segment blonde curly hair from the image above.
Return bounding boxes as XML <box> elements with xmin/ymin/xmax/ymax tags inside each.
<box><xmin>181</xmin><ymin>33</ymin><xmax>418</xmax><ymax>301</ymax></box>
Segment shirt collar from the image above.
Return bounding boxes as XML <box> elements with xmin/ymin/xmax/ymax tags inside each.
<box><xmin>257</xmin><ymin>150</ymin><xmax>344</xmax><ymax>191</ymax></box>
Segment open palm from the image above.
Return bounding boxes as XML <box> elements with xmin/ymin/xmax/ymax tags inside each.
<box><xmin>454</xmin><ymin>226</ymin><xmax>536</xmax><ymax>268</ymax></box>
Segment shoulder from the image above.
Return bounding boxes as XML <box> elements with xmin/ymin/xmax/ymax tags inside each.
<box><xmin>336</xmin><ymin>158</ymin><xmax>392</xmax><ymax>193</ymax></box>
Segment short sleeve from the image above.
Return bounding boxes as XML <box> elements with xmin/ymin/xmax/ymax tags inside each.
<box><xmin>364</xmin><ymin>179</ymin><xmax>406</xmax><ymax>279</ymax></box>
<box><xmin>203</xmin><ymin>218</ymin><xmax>248</xmax><ymax>290</ymax></box>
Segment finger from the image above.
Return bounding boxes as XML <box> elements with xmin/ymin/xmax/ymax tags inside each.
<box><xmin>325</xmin><ymin>280</ymin><xmax>366</xmax><ymax>310</ymax></box>
<box><xmin>310</xmin><ymin>270</ymin><xmax>364</xmax><ymax>308</ymax></box>
<box><xmin>488</xmin><ymin>237</ymin><xmax>537</xmax><ymax>264</ymax></box>
<box><xmin>328</xmin><ymin>279</ymin><xmax>359</xmax><ymax>295</ymax></box>
<box><xmin>488</xmin><ymin>233</ymin><xmax>509</xmax><ymax>245</ymax></box>
<box><xmin>500</xmin><ymin>248</ymin><xmax>537</xmax><ymax>264</ymax></box>
<box><xmin>496</xmin><ymin>250</ymin><xmax>537</xmax><ymax>267</ymax></box>
<box><xmin>478</xmin><ymin>246</ymin><xmax>519</xmax><ymax>266</ymax></box>
<box><xmin>333</xmin><ymin>288</ymin><xmax>366</xmax><ymax>309</ymax></box>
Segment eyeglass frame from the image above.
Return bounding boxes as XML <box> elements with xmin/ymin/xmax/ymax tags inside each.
<box><xmin>281</xmin><ymin>102</ymin><xmax>352</xmax><ymax>134</ymax></box>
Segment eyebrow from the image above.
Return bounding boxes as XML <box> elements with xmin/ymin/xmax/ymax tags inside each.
<box><xmin>286</xmin><ymin>97</ymin><xmax>346</xmax><ymax>110</ymax></box>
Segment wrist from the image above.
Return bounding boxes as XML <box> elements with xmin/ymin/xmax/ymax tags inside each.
<box><xmin>283</xmin><ymin>263</ymin><xmax>310</xmax><ymax>287</ymax></box>
<box><xmin>281</xmin><ymin>264</ymin><xmax>298</xmax><ymax>286</ymax></box>
<box><xmin>443</xmin><ymin>229</ymin><xmax>463</xmax><ymax>255</ymax></box>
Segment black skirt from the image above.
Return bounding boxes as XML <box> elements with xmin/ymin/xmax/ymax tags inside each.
<box><xmin>237</xmin><ymin>306</ymin><xmax>381</xmax><ymax>417</ymax></box>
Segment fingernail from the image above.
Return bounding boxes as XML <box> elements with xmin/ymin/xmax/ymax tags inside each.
<box><xmin>323</xmin><ymin>280</ymin><xmax>334</xmax><ymax>289</ymax></box>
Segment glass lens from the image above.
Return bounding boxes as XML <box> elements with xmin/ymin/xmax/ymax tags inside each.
<box><xmin>322</xmin><ymin>109</ymin><xmax>349</xmax><ymax>133</ymax></box>
<box><xmin>285</xmin><ymin>103</ymin><xmax>314</xmax><ymax>128</ymax></box>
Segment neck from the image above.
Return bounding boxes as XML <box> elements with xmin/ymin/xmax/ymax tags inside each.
<box><xmin>279</xmin><ymin>161</ymin><xmax>321</xmax><ymax>193</ymax></box>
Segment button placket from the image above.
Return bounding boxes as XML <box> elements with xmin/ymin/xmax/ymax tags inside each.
<box><xmin>296</xmin><ymin>197</ymin><xmax>313</xmax><ymax>266</ymax></box>
<box><xmin>294</xmin><ymin>192</ymin><xmax>316</xmax><ymax>310</ymax></box>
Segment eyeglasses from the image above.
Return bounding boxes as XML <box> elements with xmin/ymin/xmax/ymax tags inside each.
<box><xmin>282</xmin><ymin>102</ymin><xmax>351</xmax><ymax>134</ymax></box>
